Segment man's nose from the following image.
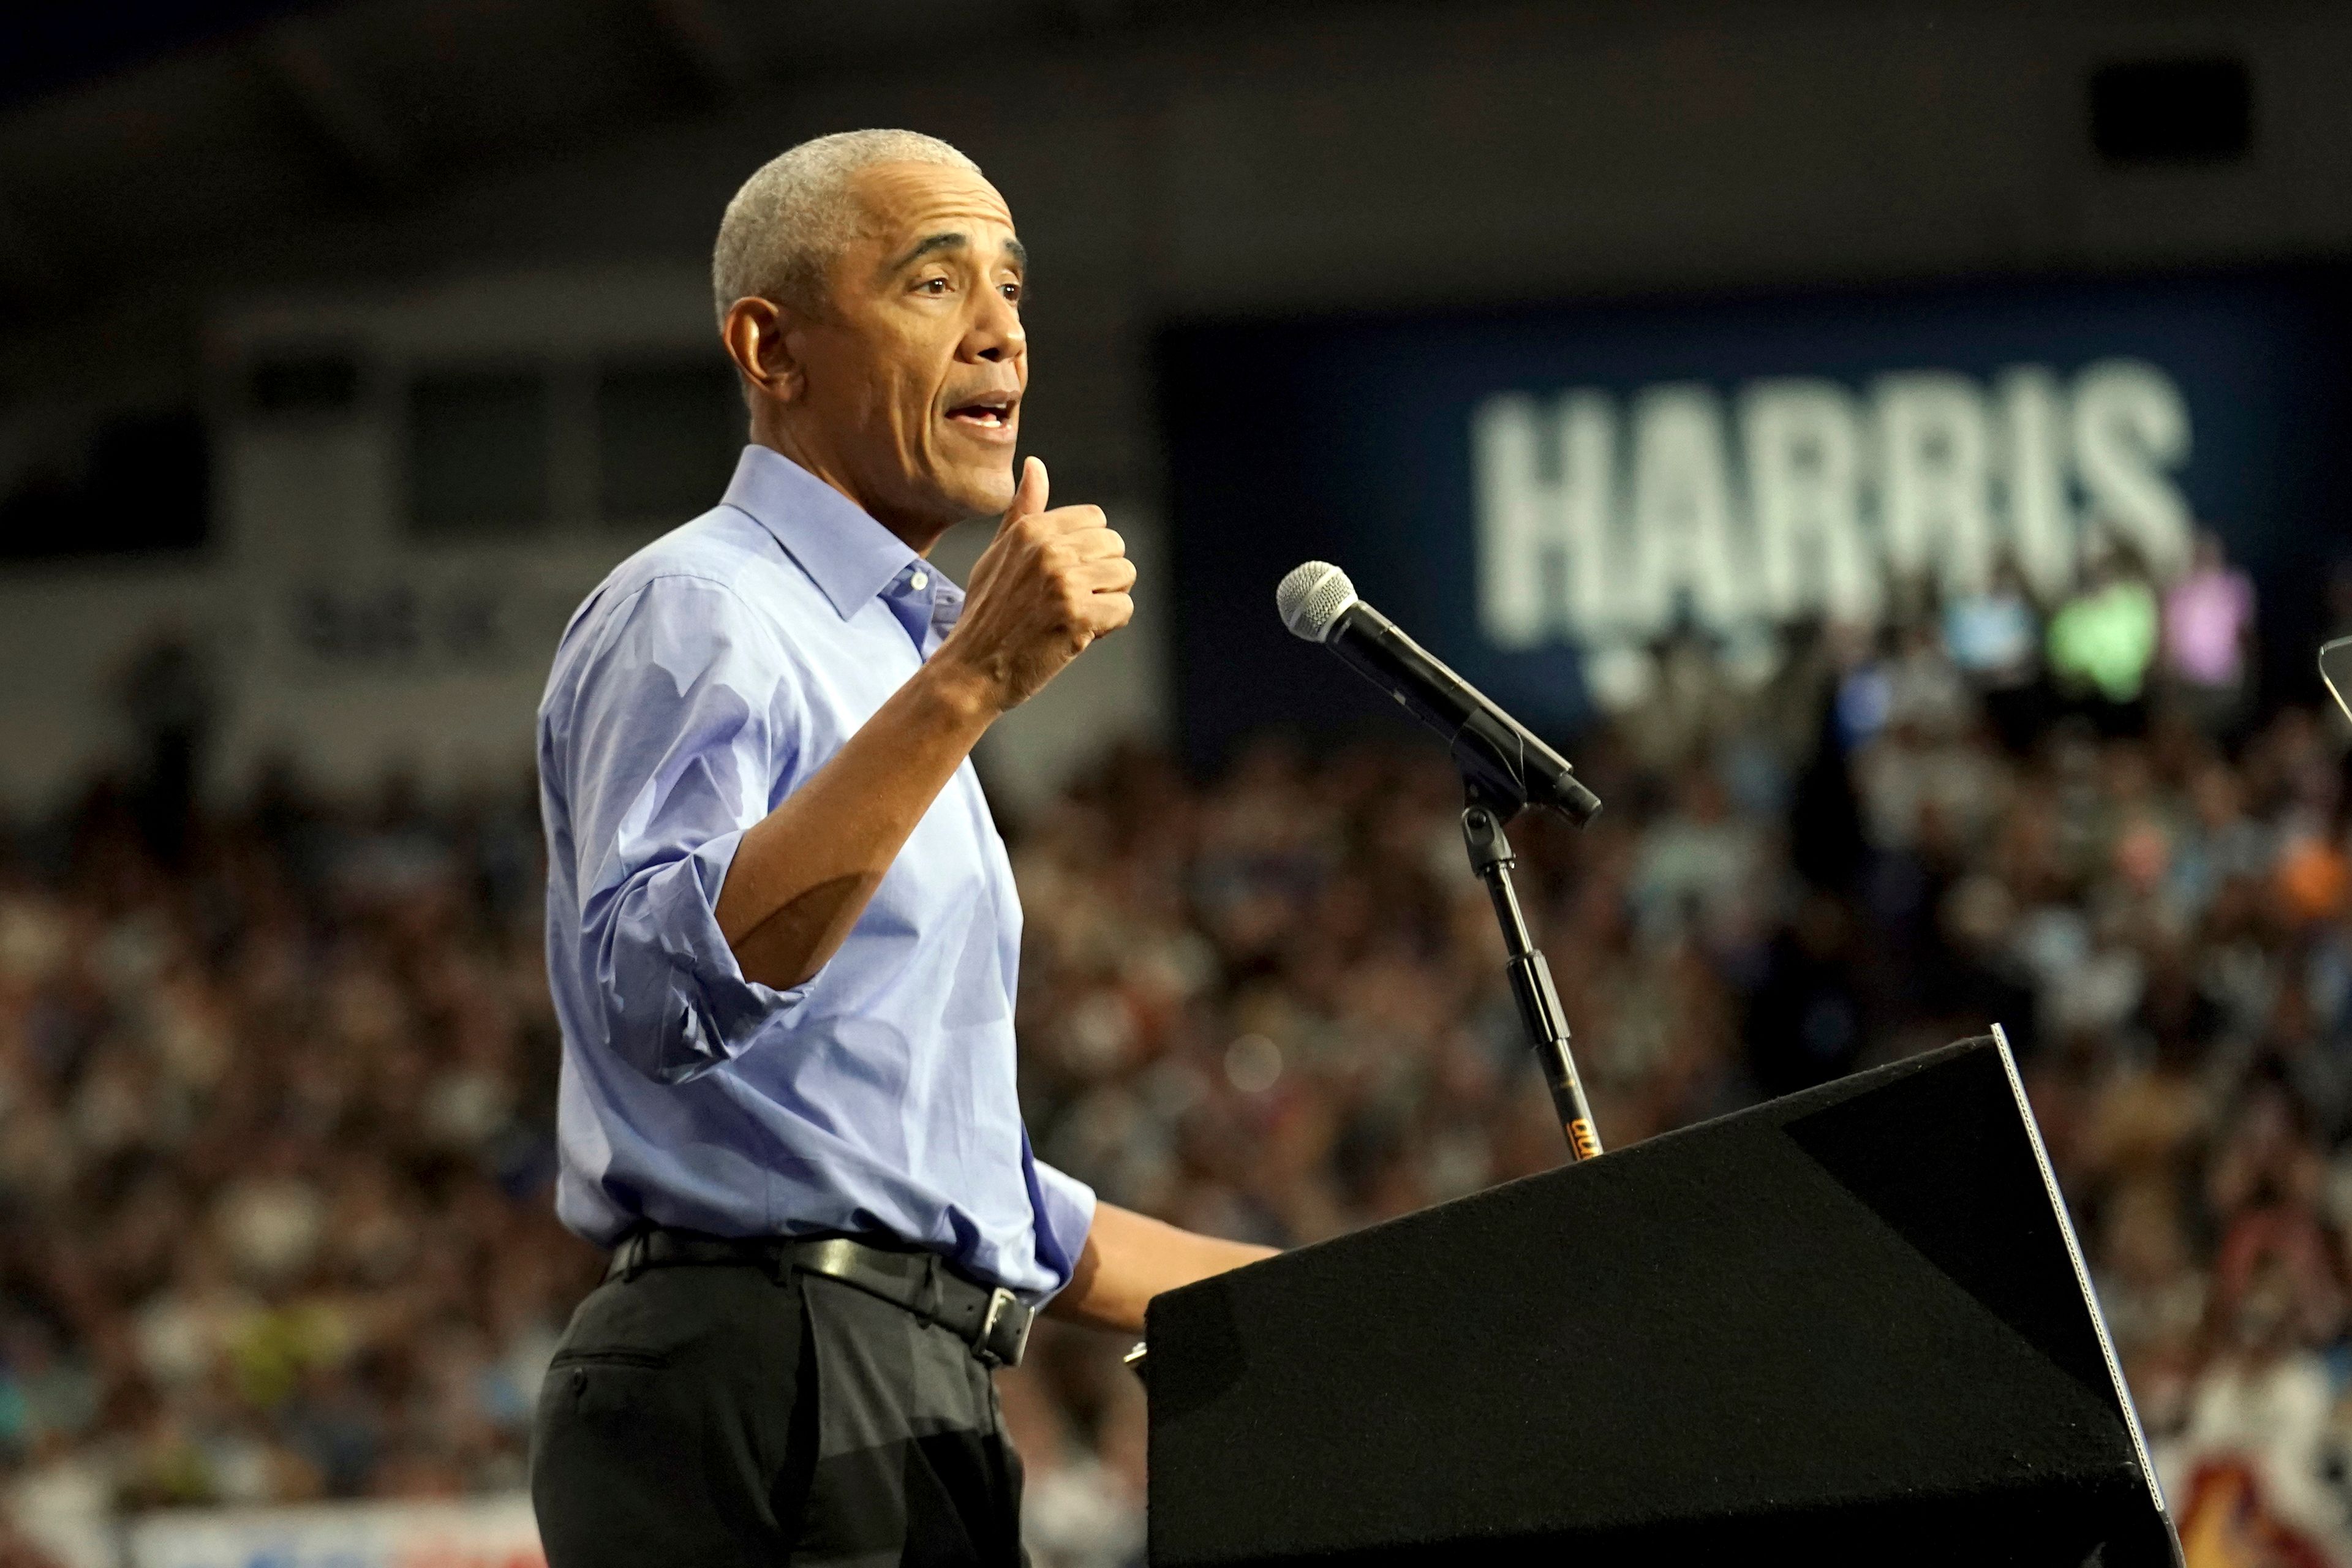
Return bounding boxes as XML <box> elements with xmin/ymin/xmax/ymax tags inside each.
<box><xmin>965</xmin><ymin>289</ymin><xmax>1025</xmax><ymax>363</ymax></box>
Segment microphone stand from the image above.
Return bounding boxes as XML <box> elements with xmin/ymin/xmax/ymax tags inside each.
<box><xmin>1128</xmin><ymin>781</ymin><xmax>1600</xmax><ymax>1390</ymax></box>
<box><xmin>1460</xmin><ymin>791</ymin><xmax>1602</xmax><ymax>1161</ymax></box>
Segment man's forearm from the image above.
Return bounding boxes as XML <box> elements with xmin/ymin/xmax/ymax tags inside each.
<box><xmin>715</xmin><ymin>657</ymin><xmax>998</xmax><ymax>990</ymax></box>
<box><xmin>1046</xmin><ymin>1200</ymin><xmax>1278</xmax><ymax>1335</ymax></box>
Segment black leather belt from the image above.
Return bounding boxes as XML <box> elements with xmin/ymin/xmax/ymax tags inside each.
<box><xmin>605</xmin><ymin>1227</ymin><xmax>1033</xmax><ymax>1368</ymax></box>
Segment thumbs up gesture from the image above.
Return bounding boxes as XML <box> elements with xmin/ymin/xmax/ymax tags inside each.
<box><xmin>938</xmin><ymin>456</ymin><xmax>1135</xmax><ymax>712</ymax></box>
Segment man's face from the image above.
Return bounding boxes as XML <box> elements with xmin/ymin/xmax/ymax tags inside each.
<box><xmin>788</xmin><ymin>161</ymin><xmax>1028</xmax><ymax>529</ymax></box>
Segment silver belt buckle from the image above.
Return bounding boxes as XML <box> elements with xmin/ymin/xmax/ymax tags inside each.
<box><xmin>977</xmin><ymin>1286</ymin><xmax>1030</xmax><ymax>1368</ymax></box>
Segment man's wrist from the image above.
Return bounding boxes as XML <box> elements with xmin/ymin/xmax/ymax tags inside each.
<box><xmin>911</xmin><ymin>652</ymin><xmax>1010</xmax><ymax>730</ymax></box>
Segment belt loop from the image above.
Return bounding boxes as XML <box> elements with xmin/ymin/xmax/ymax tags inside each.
<box><xmin>619</xmin><ymin>1228</ymin><xmax>648</xmax><ymax>1283</ymax></box>
<box><xmin>773</xmin><ymin>1237</ymin><xmax>797</xmax><ymax>1288</ymax></box>
<box><xmin>916</xmin><ymin>1253</ymin><xmax>943</xmax><ymax>1325</ymax></box>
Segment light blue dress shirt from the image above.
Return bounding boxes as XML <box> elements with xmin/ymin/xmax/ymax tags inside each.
<box><xmin>537</xmin><ymin>445</ymin><xmax>1095</xmax><ymax>1301</ymax></box>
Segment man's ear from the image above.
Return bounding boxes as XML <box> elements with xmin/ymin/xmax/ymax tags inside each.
<box><xmin>722</xmin><ymin>296</ymin><xmax>805</xmax><ymax>406</ymax></box>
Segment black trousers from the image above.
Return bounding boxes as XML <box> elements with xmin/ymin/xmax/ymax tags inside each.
<box><xmin>530</xmin><ymin>1256</ymin><xmax>1027</xmax><ymax>1566</ymax></box>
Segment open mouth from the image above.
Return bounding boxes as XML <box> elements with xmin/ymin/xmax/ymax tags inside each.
<box><xmin>945</xmin><ymin>393</ymin><xmax>1017</xmax><ymax>430</ymax></box>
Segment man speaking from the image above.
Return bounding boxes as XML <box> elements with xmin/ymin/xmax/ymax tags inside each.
<box><xmin>529</xmin><ymin>130</ymin><xmax>1272</xmax><ymax>1564</ymax></box>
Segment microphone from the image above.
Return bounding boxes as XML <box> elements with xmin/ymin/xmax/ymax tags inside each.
<box><xmin>1276</xmin><ymin>561</ymin><xmax>1602</xmax><ymax>824</ymax></box>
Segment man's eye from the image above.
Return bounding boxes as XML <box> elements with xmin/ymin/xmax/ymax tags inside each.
<box><xmin>1001</xmin><ymin>283</ymin><xmax>1022</xmax><ymax>304</ymax></box>
<box><xmin>918</xmin><ymin>277</ymin><xmax>950</xmax><ymax>296</ymax></box>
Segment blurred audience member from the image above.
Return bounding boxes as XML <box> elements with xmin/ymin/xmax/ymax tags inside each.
<box><xmin>1944</xmin><ymin>557</ymin><xmax>2045</xmax><ymax>753</ymax></box>
<box><xmin>2164</xmin><ymin>532</ymin><xmax>2259</xmax><ymax>735</ymax></box>
<box><xmin>2049</xmin><ymin>546</ymin><xmax>2160</xmax><ymax>723</ymax></box>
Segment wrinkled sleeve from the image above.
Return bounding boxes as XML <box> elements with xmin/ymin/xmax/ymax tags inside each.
<box><xmin>1022</xmin><ymin>1139</ymin><xmax>1099</xmax><ymax>1305</ymax></box>
<box><xmin>561</xmin><ymin>576</ymin><xmax>811</xmax><ymax>1085</ymax></box>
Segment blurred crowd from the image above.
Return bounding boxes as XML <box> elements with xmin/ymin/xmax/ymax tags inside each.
<box><xmin>0</xmin><ymin>533</ymin><xmax>2348</xmax><ymax>1566</ymax></box>
<box><xmin>0</xmin><ymin>766</ymin><xmax>584</xmax><ymax>1562</ymax></box>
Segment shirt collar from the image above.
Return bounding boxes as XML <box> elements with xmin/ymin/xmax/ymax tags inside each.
<box><xmin>719</xmin><ymin>445</ymin><xmax>925</xmax><ymax>624</ymax></box>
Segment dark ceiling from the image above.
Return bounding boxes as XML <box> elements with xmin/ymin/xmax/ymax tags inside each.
<box><xmin>0</xmin><ymin>0</ymin><xmax>1276</xmax><ymax>358</ymax></box>
<box><xmin>0</xmin><ymin>0</ymin><xmax>2323</xmax><ymax>398</ymax></box>
<box><xmin>0</xmin><ymin>1</ymin><xmax>326</xmax><ymax>109</ymax></box>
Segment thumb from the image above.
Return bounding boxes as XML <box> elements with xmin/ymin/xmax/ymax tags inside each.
<box><xmin>1000</xmin><ymin>455</ymin><xmax>1048</xmax><ymax>531</ymax></box>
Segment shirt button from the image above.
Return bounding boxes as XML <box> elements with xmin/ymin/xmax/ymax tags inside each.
<box><xmin>910</xmin><ymin>571</ymin><xmax>929</xmax><ymax>592</ymax></box>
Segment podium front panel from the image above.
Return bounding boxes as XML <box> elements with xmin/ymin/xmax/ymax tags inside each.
<box><xmin>1145</xmin><ymin>1035</ymin><xmax>2176</xmax><ymax>1567</ymax></box>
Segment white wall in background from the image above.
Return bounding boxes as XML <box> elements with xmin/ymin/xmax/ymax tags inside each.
<box><xmin>0</xmin><ymin>263</ymin><xmax>1168</xmax><ymax>816</ymax></box>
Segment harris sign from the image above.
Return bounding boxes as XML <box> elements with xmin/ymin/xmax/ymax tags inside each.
<box><xmin>1161</xmin><ymin>270</ymin><xmax>2352</xmax><ymax>756</ymax></box>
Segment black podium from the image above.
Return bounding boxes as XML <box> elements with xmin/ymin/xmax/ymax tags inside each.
<box><xmin>1144</xmin><ymin>1033</ymin><xmax>2179</xmax><ymax>1566</ymax></box>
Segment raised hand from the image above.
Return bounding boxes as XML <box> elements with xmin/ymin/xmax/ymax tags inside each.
<box><xmin>940</xmin><ymin>456</ymin><xmax>1136</xmax><ymax>711</ymax></box>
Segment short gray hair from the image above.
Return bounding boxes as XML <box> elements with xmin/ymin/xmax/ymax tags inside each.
<box><xmin>712</xmin><ymin>130</ymin><xmax>982</xmax><ymax>326</ymax></box>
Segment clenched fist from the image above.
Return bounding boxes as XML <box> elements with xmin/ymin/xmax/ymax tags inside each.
<box><xmin>939</xmin><ymin>456</ymin><xmax>1135</xmax><ymax>711</ymax></box>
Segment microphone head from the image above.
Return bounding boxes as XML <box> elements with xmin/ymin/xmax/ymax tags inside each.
<box><xmin>1276</xmin><ymin>561</ymin><xmax>1359</xmax><ymax>643</ymax></box>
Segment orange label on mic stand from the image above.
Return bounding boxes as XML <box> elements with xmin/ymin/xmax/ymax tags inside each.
<box><xmin>1567</xmin><ymin>1119</ymin><xmax>1601</xmax><ymax>1160</ymax></box>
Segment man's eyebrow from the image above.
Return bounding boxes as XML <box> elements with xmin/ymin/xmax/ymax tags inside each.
<box><xmin>886</xmin><ymin>232</ymin><xmax>1028</xmax><ymax>273</ymax></box>
<box><xmin>889</xmin><ymin>233</ymin><xmax>966</xmax><ymax>272</ymax></box>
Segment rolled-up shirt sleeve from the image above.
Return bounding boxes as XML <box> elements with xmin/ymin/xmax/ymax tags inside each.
<box><xmin>1023</xmin><ymin>1141</ymin><xmax>1099</xmax><ymax>1305</ymax></box>
<box><xmin>560</xmin><ymin>575</ymin><xmax>811</xmax><ymax>1084</ymax></box>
